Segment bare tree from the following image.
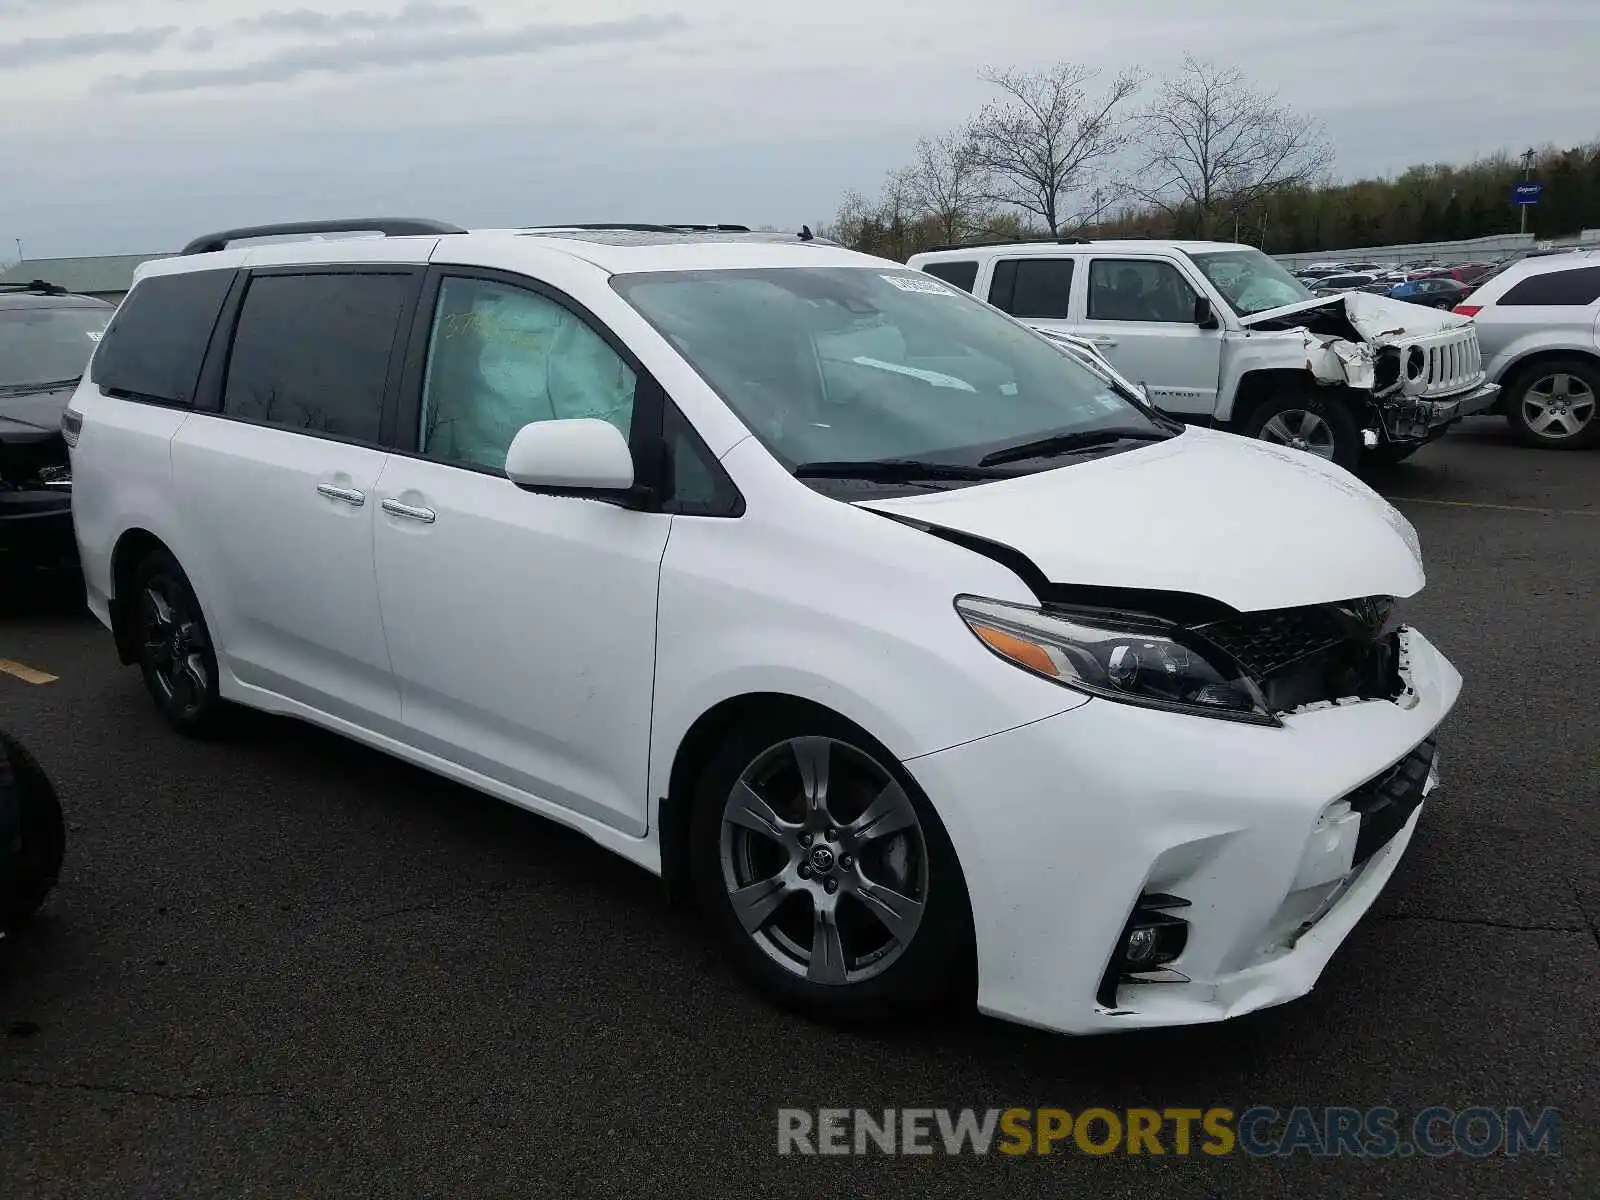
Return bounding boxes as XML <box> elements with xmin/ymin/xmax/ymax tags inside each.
<box><xmin>901</xmin><ymin>132</ymin><xmax>990</xmax><ymax>244</ymax></box>
<box><xmin>1131</xmin><ymin>56</ymin><xmax>1333</xmax><ymax>239</ymax></box>
<box><xmin>967</xmin><ymin>62</ymin><xmax>1145</xmax><ymax>235</ymax></box>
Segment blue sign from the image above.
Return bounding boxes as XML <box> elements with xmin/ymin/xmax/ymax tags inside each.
<box><xmin>1512</xmin><ymin>182</ymin><xmax>1544</xmax><ymax>205</ymax></box>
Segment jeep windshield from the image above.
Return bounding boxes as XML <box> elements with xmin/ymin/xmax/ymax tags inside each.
<box><xmin>1187</xmin><ymin>248</ymin><xmax>1313</xmax><ymax>316</ymax></box>
<box><xmin>611</xmin><ymin>267</ymin><xmax>1172</xmax><ymax>479</ymax></box>
<box><xmin>0</xmin><ymin>306</ymin><xmax>110</xmax><ymax>391</ymax></box>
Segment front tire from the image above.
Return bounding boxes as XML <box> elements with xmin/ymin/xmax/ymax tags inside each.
<box><xmin>0</xmin><ymin>730</ymin><xmax>65</xmax><ymax>929</ymax></box>
<box><xmin>1501</xmin><ymin>358</ymin><xmax>1600</xmax><ymax>449</ymax></box>
<box><xmin>1242</xmin><ymin>390</ymin><xmax>1363</xmax><ymax>470</ymax></box>
<box><xmin>689</xmin><ymin>711</ymin><xmax>974</xmax><ymax>1022</ymax></box>
<box><xmin>130</xmin><ymin>550</ymin><xmax>227</xmax><ymax>737</ymax></box>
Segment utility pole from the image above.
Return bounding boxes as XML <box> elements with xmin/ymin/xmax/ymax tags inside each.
<box><xmin>1519</xmin><ymin>147</ymin><xmax>1536</xmax><ymax>236</ymax></box>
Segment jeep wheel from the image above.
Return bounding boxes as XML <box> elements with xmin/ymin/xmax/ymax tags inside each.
<box><xmin>1243</xmin><ymin>392</ymin><xmax>1363</xmax><ymax>470</ymax></box>
<box><xmin>1502</xmin><ymin>359</ymin><xmax>1600</xmax><ymax>450</ymax></box>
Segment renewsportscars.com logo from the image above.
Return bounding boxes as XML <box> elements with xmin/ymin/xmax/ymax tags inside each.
<box><xmin>776</xmin><ymin>1106</ymin><xmax>1561</xmax><ymax>1158</ymax></box>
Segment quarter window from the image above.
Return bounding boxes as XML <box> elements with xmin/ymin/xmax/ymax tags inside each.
<box><xmin>93</xmin><ymin>269</ymin><xmax>233</xmax><ymax>405</ymax></box>
<box><xmin>989</xmin><ymin>258</ymin><xmax>1074</xmax><ymax>319</ymax></box>
<box><xmin>222</xmin><ymin>272</ymin><xmax>412</xmax><ymax>442</ymax></box>
<box><xmin>418</xmin><ymin>278</ymin><xmax>637</xmax><ymax>473</ymax></box>
<box><xmin>1087</xmin><ymin>259</ymin><xmax>1199</xmax><ymax>323</ymax></box>
<box><xmin>1498</xmin><ymin>265</ymin><xmax>1600</xmax><ymax>307</ymax></box>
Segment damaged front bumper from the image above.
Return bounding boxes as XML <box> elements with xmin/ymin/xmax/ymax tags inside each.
<box><xmin>1375</xmin><ymin>380</ymin><xmax>1500</xmax><ymax>443</ymax></box>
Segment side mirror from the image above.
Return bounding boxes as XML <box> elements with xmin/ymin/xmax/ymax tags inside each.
<box><xmin>1194</xmin><ymin>297</ymin><xmax>1220</xmax><ymax>330</ymax></box>
<box><xmin>504</xmin><ymin>418</ymin><xmax>635</xmax><ymax>494</ymax></box>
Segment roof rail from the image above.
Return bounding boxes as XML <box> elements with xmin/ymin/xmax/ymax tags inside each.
<box><xmin>180</xmin><ymin>218</ymin><xmax>466</xmax><ymax>256</ymax></box>
<box><xmin>0</xmin><ymin>279</ymin><xmax>70</xmax><ymax>295</ymax></box>
<box><xmin>918</xmin><ymin>235</ymin><xmax>1093</xmax><ymax>254</ymax></box>
<box><xmin>527</xmin><ymin>223</ymin><xmax>754</xmax><ymax>234</ymax></box>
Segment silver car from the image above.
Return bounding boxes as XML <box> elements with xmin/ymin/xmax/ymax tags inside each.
<box><xmin>1460</xmin><ymin>250</ymin><xmax>1600</xmax><ymax>449</ymax></box>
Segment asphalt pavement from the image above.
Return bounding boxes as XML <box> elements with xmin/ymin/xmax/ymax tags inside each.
<box><xmin>1</xmin><ymin>416</ymin><xmax>1596</xmax><ymax>1198</ymax></box>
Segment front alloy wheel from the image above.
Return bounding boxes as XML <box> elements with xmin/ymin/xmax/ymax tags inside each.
<box><xmin>691</xmin><ymin>714</ymin><xmax>973</xmax><ymax>1021</ymax></box>
<box><xmin>1257</xmin><ymin>408</ymin><xmax>1339</xmax><ymax>459</ymax></box>
<box><xmin>720</xmin><ymin>736</ymin><xmax>928</xmax><ymax>986</ymax></box>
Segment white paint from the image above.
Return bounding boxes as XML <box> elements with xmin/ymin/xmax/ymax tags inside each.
<box><xmin>71</xmin><ymin>226</ymin><xmax>1466</xmax><ymax>1036</ymax></box>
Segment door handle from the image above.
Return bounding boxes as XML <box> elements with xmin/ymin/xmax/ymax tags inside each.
<box><xmin>1086</xmin><ymin>337</ymin><xmax>1118</xmax><ymax>348</ymax></box>
<box><xmin>316</xmin><ymin>483</ymin><xmax>365</xmax><ymax>506</ymax></box>
<box><xmin>381</xmin><ymin>498</ymin><xmax>436</xmax><ymax>524</ymax></box>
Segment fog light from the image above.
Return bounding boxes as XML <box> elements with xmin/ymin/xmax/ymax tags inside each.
<box><xmin>1125</xmin><ymin>926</ymin><xmax>1159</xmax><ymax>965</ymax></box>
<box><xmin>1098</xmin><ymin>892</ymin><xmax>1192</xmax><ymax>1007</ymax></box>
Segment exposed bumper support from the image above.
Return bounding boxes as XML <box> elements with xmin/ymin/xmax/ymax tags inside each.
<box><xmin>1377</xmin><ymin>381</ymin><xmax>1500</xmax><ymax>443</ymax></box>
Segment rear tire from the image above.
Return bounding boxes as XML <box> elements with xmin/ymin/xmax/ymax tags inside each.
<box><xmin>0</xmin><ymin>730</ymin><xmax>65</xmax><ymax>929</ymax></box>
<box><xmin>1241</xmin><ymin>390</ymin><xmax>1364</xmax><ymax>471</ymax></box>
<box><xmin>689</xmin><ymin>709</ymin><xmax>974</xmax><ymax>1023</ymax></box>
<box><xmin>130</xmin><ymin>550</ymin><xmax>228</xmax><ymax>737</ymax></box>
<box><xmin>1501</xmin><ymin>358</ymin><xmax>1600</xmax><ymax>450</ymax></box>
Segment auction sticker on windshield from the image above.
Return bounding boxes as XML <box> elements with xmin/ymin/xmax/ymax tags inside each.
<box><xmin>881</xmin><ymin>274</ymin><xmax>959</xmax><ymax>296</ymax></box>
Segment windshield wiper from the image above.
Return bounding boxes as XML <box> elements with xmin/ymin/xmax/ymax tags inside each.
<box><xmin>0</xmin><ymin>376</ymin><xmax>81</xmax><ymax>396</ymax></box>
<box><xmin>793</xmin><ymin>459</ymin><xmax>1017</xmax><ymax>483</ymax></box>
<box><xmin>978</xmin><ymin>426</ymin><xmax>1172</xmax><ymax>468</ymax></box>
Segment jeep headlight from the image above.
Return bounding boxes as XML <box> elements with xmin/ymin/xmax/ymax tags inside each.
<box><xmin>956</xmin><ymin>596</ymin><xmax>1278</xmax><ymax>725</ymax></box>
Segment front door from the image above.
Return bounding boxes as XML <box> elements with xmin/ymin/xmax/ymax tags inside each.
<box><xmin>1075</xmin><ymin>256</ymin><xmax>1223</xmax><ymax>417</ymax></box>
<box><xmin>371</xmin><ymin>271</ymin><xmax>671</xmax><ymax>836</ymax></box>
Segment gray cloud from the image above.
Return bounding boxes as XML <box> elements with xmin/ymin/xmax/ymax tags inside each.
<box><xmin>244</xmin><ymin>4</ymin><xmax>481</xmax><ymax>36</ymax></box>
<box><xmin>0</xmin><ymin>26</ymin><xmax>179</xmax><ymax>68</ymax></box>
<box><xmin>98</xmin><ymin>15</ymin><xmax>689</xmax><ymax>94</ymax></box>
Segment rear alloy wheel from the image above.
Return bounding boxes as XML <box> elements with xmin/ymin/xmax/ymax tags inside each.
<box><xmin>1243</xmin><ymin>392</ymin><xmax>1363</xmax><ymax>470</ymax></box>
<box><xmin>691</xmin><ymin>716</ymin><xmax>972</xmax><ymax>1021</ymax></box>
<box><xmin>1504</xmin><ymin>360</ymin><xmax>1600</xmax><ymax>449</ymax></box>
<box><xmin>132</xmin><ymin>551</ymin><xmax>226</xmax><ymax>736</ymax></box>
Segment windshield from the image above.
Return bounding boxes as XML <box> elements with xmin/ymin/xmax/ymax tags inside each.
<box><xmin>1187</xmin><ymin>248</ymin><xmax>1312</xmax><ymax>316</ymax></box>
<box><xmin>611</xmin><ymin>267</ymin><xmax>1165</xmax><ymax>471</ymax></box>
<box><xmin>0</xmin><ymin>305</ymin><xmax>111</xmax><ymax>389</ymax></box>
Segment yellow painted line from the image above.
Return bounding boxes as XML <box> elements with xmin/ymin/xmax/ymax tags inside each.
<box><xmin>0</xmin><ymin>659</ymin><xmax>57</xmax><ymax>685</ymax></box>
<box><xmin>1383</xmin><ymin>496</ymin><xmax>1600</xmax><ymax>518</ymax></box>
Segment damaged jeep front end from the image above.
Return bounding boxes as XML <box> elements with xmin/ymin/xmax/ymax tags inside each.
<box><xmin>1243</xmin><ymin>292</ymin><xmax>1501</xmax><ymax>449</ymax></box>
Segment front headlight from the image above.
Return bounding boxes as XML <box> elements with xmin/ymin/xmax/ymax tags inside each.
<box><xmin>956</xmin><ymin>596</ymin><xmax>1278</xmax><ymax>726</ymax></box>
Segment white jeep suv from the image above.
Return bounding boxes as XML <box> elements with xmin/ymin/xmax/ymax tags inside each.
<box><xmin>64</xmin><ymin>219</ymin><xmax>1460</xmax><ymax>1035</ymax></box>
<box><xmin>908</xmin><ymin>239</ymin><xmax>1499</xmax><ymax>468</ymax></box>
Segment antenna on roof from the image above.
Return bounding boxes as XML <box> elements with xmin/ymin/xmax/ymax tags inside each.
<box><xmin>798</xmin><ymin>225</ymin><xmax>815</xmax><ymax>242</ymax></box>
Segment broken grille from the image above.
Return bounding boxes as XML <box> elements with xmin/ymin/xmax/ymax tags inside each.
<box><xmin>1190</xmin><ymin>598</ymin><xmax>1402</xmax><ymax>713</ymax></box>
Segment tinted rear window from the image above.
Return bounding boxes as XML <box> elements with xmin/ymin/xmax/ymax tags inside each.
<box><xmin>1498</xmin><ymin>265</ymin><xmax>1600</xmax><ymax>307</ymax></box>
<box><xmin>222</xmin><ymin>272</ymin><xmax>413</xmax><ymax>444</ymax></box>
<box><xmin>93</xmin><ymin>269</ymin><xmax>234</xmax><ymax>404</ymax></box>
<box><xmin>920</xmin><ymin>260</ymin><xmax>979</xmax><ymax>293</ymax></box>
<box><xmin>989</xmin><ymin>258</ymin><xmax>1074</xmax><ymax>319</ymax></box>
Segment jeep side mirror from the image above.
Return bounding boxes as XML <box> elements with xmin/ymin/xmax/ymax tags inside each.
<box><xmin>1194</xmin><ymin>297</ymin><xmax>1220</xmax><ymax>330</ymax></box>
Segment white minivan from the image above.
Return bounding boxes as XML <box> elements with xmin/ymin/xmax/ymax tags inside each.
<box><xmin>64</xmin><ymin>220</ymin><xmax>1459</xmax><ymax>1035</ymax></box>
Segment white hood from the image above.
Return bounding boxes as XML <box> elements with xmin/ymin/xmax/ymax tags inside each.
<box><xmin>859</xmin><ymin>428</ymin><xmax>1425</xmax><ymax>612</ymax></box>
<box><xmin>1241</xmin><ymin>290</ymin><xmax>1468</xmax><ymax>342</ymax></box>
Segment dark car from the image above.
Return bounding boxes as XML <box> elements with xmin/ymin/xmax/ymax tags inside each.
<box><xmin>0</xmin><ymin>282</ymin><xmax>113</xmax><ymax>576</ymax></box>
<box><xmin>0</xmin><ymin>728</ymin><xmax>64</xmax><ymax>940</ymax></box>
<box><xmin>1388</xmin><ymin>277</ymin><xmax>1473</xmax><ymax>309</ymax></box>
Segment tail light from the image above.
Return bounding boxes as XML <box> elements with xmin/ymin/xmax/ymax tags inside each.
<box><xmin>60</xmin><ymin>407</ymin><xmax>83</xmax><ymax>447</ymax></box>
<box><xmin>1452</xmin><ymin>304</ymin><xmax>1482</xmax><ymax>317</ymax></box>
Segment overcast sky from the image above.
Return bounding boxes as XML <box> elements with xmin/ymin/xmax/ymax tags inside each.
<box><xmin>3</xmin><ymin>0</ymin><xmax>1596</xmax><ymax>258</ymax></box>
